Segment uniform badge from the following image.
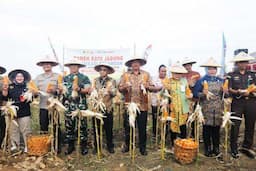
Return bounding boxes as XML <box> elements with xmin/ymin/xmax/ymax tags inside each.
<box><xmin>234</xmin><ymin>76</ymin><xmax>240</xmax><ymax>81</ymax></box>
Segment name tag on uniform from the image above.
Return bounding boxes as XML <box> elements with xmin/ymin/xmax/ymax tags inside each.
<box><xmin>180</xmin><ymin>85</ymin><xmax>185</xmax><ymax>92</ymax></box>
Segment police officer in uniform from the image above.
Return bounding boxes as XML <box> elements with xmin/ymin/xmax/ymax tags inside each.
<box><xmin>228</xmin><ymin>52</ymin><xmax>256</xmax><ymax>159</ymax></box>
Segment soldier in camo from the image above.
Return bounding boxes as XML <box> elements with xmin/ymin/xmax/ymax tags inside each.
<box><xmin>63</xmin><ymin>59</ymin><xmax>91</xmax><ymax>155</ymax></box>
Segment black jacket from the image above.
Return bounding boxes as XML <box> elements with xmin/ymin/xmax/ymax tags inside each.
<box><xmin>5</xmin><ymin>83</ymin><xmax>31</xmax><ymax>118</ymax></box>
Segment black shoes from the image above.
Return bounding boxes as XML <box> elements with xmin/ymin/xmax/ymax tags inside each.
<box><xmin>81</xmin><ymin>148</ymin><xmax>89</xmax><ymax>155</ymax></box>
<box><xmin>231</xmin><ymin>150</ymin><xmax>240</xmax><ymax>159</ymax></box>
<box><xmin>108</xmin><ymin>147</ymin><xmax>115</xmax><ymax>154</ymax></box>
<box><xmin>65</xmin><ymin>143</ymin><xmax>75</xmax><ymax>155</ymax></box>
<box><xmin>239</xmin><ymin>147</ymin><xmax>256</xmax><ymax>159</ymax></box>
<box><xmin>204</xmin><ymin>146</ymin><xmax>213</xmax><ymax>157</ymax></box>
<box><xmin>213</xmin><ymin>147</ymin><xmax>220</xmax><ymax>156</ymax></box>
<box><xmin>140</xmin><ymin>148</ymin><xmax>148</xmax><ymax>156</ymax></box>
<box><xmin>122</xmin><ymin>145</ymin><xmax>129</xmax><ymax>153</ymax></box>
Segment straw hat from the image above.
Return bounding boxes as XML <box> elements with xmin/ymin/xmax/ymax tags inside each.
<box><xmin>36</xmin><ymin>55</ymin><xmax>59</xmax><ymax>66</ymax></box>
<box><xmin>182</xmin><ymin>57</ymin><xmax>196</xmax><ymax>65</ymax></box>
<box><xmin>64</xmin><ymin>59</ymin><xmax>86</xmax><ymax>67</ymax></box>
<box><xmin>231</xmin><ymin>52</ymin><xmax>255</xmax><ymax>62</ymax></box>
<box><xmin>200</xmin><ymin>57</ymin><xmax>222</xmax><ymax>68</ymax></box>
<box><xmin>8</xmin><ymin>69</ymin><xmax>31</xmax><ymax>83</ymax></box>
<box><xmin>125</xmin><ymin>56</ymin><xmax>147</xmax><ymax>67</ymax></box>
<box><xmin>0</xmin><ymin>66</ymin><xmax>6</xmax><ymax>74</ymax></box>
<box><xmin>170</xmin><ymin>62</ymin><xmax>188</xmax><ymax>74</ymax></box>
<box><xmin>94</xmin><ymin>63</ymin><xmax>115</xmax><ymax>74</ymax></box>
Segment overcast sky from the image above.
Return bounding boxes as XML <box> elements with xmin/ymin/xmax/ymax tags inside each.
<box><xmin>1</xmin><ymin>0</ymin><xmax>256</xmax><ymax>78</ymax></box>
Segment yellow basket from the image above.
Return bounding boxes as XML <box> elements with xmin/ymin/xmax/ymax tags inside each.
<box><xmin>174</xmin><ymin>138</ymin><xmax>198</xmax><ymax>165</ymax></box>
<box><xmin>27</xmin><ymin>134</ymin><xmax>51</xmax><ymax>156</ymax></box>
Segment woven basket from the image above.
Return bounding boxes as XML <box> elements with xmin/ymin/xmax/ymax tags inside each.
<box><xmin>174</xmin><ymin>139</ymin><xmax>198</xmax><ymax>164</ymax></box>
<box><xmin>27</xmin><ymin>134</ymin><xmax>51</xmax><ymax>156</ymax></box>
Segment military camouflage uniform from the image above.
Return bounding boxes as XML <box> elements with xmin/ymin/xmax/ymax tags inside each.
<box><xmin>63</xmin><ymin>73</ymin><xmax>90</xmax><ymax>144</ymax></box>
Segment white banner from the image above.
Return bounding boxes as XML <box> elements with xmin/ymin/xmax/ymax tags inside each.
<box><xmin>64</xmin><ymin>48</ymin><xmax>130</xmax><ymax>79</ymax></box>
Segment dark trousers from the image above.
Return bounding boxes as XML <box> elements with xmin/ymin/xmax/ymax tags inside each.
<box><xmin>124</xmin><ymin>111</ymin><xmax>148</xmax><ymax>150</ymax></box>
<box><xmin>203</xmin><ymin>125</ymin><xmax>220</xmax><ymax>150</ymax></box>
<box><xmin>230</xmin><ymin>99</ymin><xmax>256</xmax><ymax>152</ymax></box>
<box><xmin>0</xmin><ymin>115</ymin><xmax>6</xmax><ymax>147</ymax></box>
<box><xmin>92</xmin><ymin>111</ymin><xmax>114</xmax><ymax>149</ymax></box>
<box><xmin>40</xmin><ymin>109</ymin><xmax>49</xmax><ymax>132</ymax></box>
<box><xmin>170</xmin><ymin>124</ymin><xmax>187</xmax><ymax>146</ymax></box>
<box><xmin>40</xmin><ymin>109</ymin><xmax>62</xmax><ymax>148</ymax></box>
<box><xmin>151</xmin><ymin>106</ymin><xmax>158</xmax><ymax>137</ymax></box>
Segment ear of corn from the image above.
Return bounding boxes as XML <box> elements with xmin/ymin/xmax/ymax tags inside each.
<box><xmin>247</xmin><ymin>84</ymin><xmax>256</xmax><ymax>93</ymax></box>
<box><xmin>185</xmin><ymin>86</ymin><xmax>192</xmax><ymax>97</ymax></box>
<box><xmin>3</xmin><ymin>76</ymin><xmax>9</xmax><ymax>85</ymax></box>
<box><xmin>203</xmin><ymin>80</ymin><xmax>208</xmax><ymax>90</ymax></box>
<box><xmin>223</xmin><ymin>79</ymin><xmax>229</xmax><ymax>90</ymax></box>
<box><xmin>73</xmin><ymin>76</ymin><xmax>78</xmax><ymax>87</ymax></box>
<box><xmin>46</xmin><ymin>83</ymin><xmax>53</xmax><ymax>91</ymax></box>
<box><xmin>191</xmin><ymin>74</ymin><xmax>200</xmax><ymax>80</ymax></box>
<box><xmin>57</xmin><ymin>74</ymin><xmax>63</xmax><ymax>85</ymax></box>
<box><xmin>124</xmin><ymin>73</ymin><xmax>129</xmax><ymax>83</ymax></box>
<box><xmin>28</xmin><ymin>81</ymin><xmax>39</xmax><ymax>92</ymax></box>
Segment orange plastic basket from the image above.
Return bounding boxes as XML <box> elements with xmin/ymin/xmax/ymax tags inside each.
<box><xmin>27</xmin><ymin>134</ymin><xmax>51</xmax><ymax>156</ymax></box>
<box><xmin>174</xmin><ymin>138</ymin><xmax>198</xmax><ymax>164</ymax></box>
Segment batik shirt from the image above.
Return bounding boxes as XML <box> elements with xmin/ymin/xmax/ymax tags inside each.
<box><xmin>92</xmin><ymin>76</ymin><xmax>116</xmax><ymax>113</ymax></box>
<box><xmin>119</xmin><ymin>70</ymin><xmax>153</xmax><ymax>111</ymax></box>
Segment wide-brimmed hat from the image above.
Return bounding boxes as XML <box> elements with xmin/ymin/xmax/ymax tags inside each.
<box><xmin>182</xmin><ymin>57</ymin><xmax>196</xmax><ymax>65</ymax></box>
<box><xmin>231</xmin><ymin>52</ymin><xmax>255</xmax><ymax>62</ymax></box>
<box><xmin>8</xmin><ymin>69</ymin><xmax>31</xmax><ymax>83</ymax></box>
<box><xmin>200</xmin><ymin>57</ymin><xmax>222</xmax><ymax>68</ymax></box>
<box><xmin>125</xmin><ymin>56</ymin><xmax>147</xmax><ymax>67</ymax></box>
<box><xmin>36</xmin><ymin>55</ymin><xmax>59</xmax><ymax>66</ymax></box>
<box><xmin>64</xmin><ymin>59</ymin><xmax>86</xmax><ymax>67</ymax></box>
<box><xmin>94</xmin><ymin>63</ymin><xmax>115</xmax><ymax>74</ymax></box>
<box><xmin>0</xmin><ymin>66</ymin><xmax>6</xmax><ymax>74</ymax></box>
<box><xmin>170</xmin><ymin>62</ymin><xmax>188</xmax><ymax>74</ymax></box>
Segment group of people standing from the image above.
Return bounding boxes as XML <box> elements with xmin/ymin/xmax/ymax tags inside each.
<box><xmin>0</xmin><ymin>51</ymin><xmax>255</xmax><ymax>160</ymax></box>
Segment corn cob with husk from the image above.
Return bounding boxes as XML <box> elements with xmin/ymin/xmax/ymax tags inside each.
<box><xmin>69</xmin><ymin>109</ymin><xmax>106</xmax><ymax>124</ymax></box>
<box><xmin>87</xmin><ymin>88</ymin><xmax>107</xmax><ymax>159</ymax></box>
<box><xmin>127</xmin><ymin>102</ymin><xmax>140</xmax><ymax>163</ymax></box>
<box><xmin>69</xmin><ymin>108</ymin><xmax>105</xmax><ymax>159</ymax></box>
<box><xmin>140</xmin><ymin>74</ymin><xmax>148</xmax><ymax>95</ymax></box>
<box><xmin>3</xmin><ymin>76</ymin><xmax>9</xmax><ymax>85</ymax></box>
<box><xmin>221</xmin><ymin>79</ymin><xmax>229</xmax><ymax>100</ymax></box>
<box><xmin>47</xmin><ymin>97</ymin><xmax>67</xmax><ymax>155</ymax></box>
<box><xmin>57</xmin><ymin>74</ymin><xmax>63</xmax><ymax>89</ymax></box>
<box><xmin>162</xmin><ymin>77</ymin><xmax>170</xmax><ymax>89</ymax></box>
<box><xmin>185</xmin><ymin>85</ymin><xmax>193</xmax><ymax>98</ymax></box>
<box><xmin>71</xmin><ymin>76</ymin><xmax>79</xmax><ymax>99</ymax></box>
<box><xmin>22</xmin><ymin>81</ymin><xmax>48</xmax><ymax>102</ymax></box>
<box><xmin>203</xmin><ymin>80</ymin><xmax>214</xmax><ymax>100</ymax></box>
<box><xmin>46</xmin><ymin>83</ymin><xmax>53</xmax><ymax>92</ymax></box>
<box><xmin>221</xmin><ymin>111</ymin><xmax>242</xmax><ymax>128</ymax></box>
<box><xmin>1</xmin><ymin>101</ymin><xmax>19</xmax><ymax>154</ymax></box>
<box><xmin>47</xmin><ymin>97</ymin><xmax>67</xmax><ymax>114</ymax></box>
<box><xmin>187</xmin><ymin>103</ymin><xmax>204</xmax><ymax>147</ymax></box>
<box><xmin>247</xmin><ymin>84</ymin><xmax>256</xmax><ymax>93</ymax></box>
<box><xmin>191</xmin><ymin>74</ymin><xmax>200</xmax><ymax>80</ymax></box>
<box><xmin>221</xmin><ymin>96</ymin><xmax>241</xmax><ymax>163</ymax></box>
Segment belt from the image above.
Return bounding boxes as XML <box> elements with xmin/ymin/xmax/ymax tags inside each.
<box><xmin>234</xmin><ymin>96</ymin><xmax>255</xmax><ymax>100</ymax></box>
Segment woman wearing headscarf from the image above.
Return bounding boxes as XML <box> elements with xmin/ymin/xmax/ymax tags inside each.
<box><xmin>193</xmin><ymin>57</ymin><xmax>227</xmax><ymax>157</ymax></box>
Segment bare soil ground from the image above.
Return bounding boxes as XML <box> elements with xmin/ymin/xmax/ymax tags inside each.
<box><xmin>0</xmin><ymin>106</ymin><xmax>256</xmax><ymax>171</ymax></box>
